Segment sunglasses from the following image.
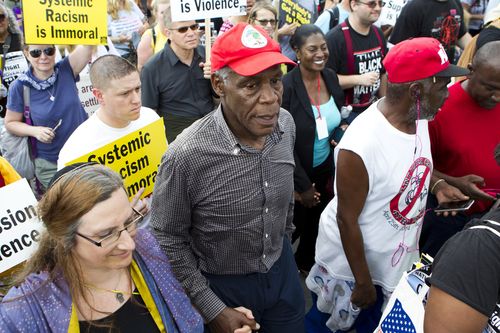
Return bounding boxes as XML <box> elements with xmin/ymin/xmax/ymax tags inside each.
<box><xmin>170</xmin><ymin>23</ymin><xmax>199</xmax><ymax>33</ymax></box>
<box><xmin>357</xmin><ymin>0</ymin><xmax>385</xmax><ymax>8</ymax></box>
<box><xmin>0</xmin><ymin>14</ymin><xmax>6</xmax><ymax>22</ymax></box>
<box><xmin>256</xmin><ymin>19</ymin><xmax>277</xmax><ymax>27</ymax></box>
<box><xmin>29</xmin><ymin>46</ymin><xmax>56</xmax><ymax>58</ymax></box>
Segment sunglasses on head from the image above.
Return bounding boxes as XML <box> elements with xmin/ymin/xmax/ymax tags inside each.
<box><xmin>0</xmin><ymin>14</ymin><xmax>6</xmax><ymax>22</ymax></box>
<box><xmin>171</xmin><ymin>23</ymin><xmax>199</xmax><ymax>33</ymax></box>
<box><xmin>29</xmin><ymin>46</ymin><xmax>56</xmax><ymax>58</ymax></box>
<box><xmin>357</xmin><ymin>0</ymin><xmax>385</xmax><ymax>8</ymax></box>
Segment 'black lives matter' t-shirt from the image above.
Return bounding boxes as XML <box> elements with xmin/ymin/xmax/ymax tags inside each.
<box><xmin>325</xmin><ymin>20</ymin><xmax>387</xmax><ymax>114</ymax></box>
<box><xmin>389</xmin><ymin>0</ymin><xmax>466</xmax><ymax>63</ymax></box>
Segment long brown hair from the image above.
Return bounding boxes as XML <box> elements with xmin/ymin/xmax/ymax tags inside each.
<box><xmin>14</xmin><ymin>165</ymin><xmax>124</xmax><ymax>312</ymax></box>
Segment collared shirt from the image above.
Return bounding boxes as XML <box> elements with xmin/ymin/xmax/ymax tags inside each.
<box><xmin>150</xmin><ymin>106</ymin><xmax>296</xmax><ymax>322</ymax></box>
<box><xmin>141</xmin><ymin>42</ymin><xmax>214</xmax><ymax>118</ymax></box>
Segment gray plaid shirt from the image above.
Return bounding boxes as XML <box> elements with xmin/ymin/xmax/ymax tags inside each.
<box><xmin>150</xmin><ymin>106</ymin><xmax>296</xmax><ymax>322</ymax></box>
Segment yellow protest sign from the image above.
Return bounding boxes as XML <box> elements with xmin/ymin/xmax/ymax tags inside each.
<box><xmin>23</xmin><ymin>0</ymin><xmax>108</xmax><ymax>45</ymax></box>
<box><xmin>67</xmin><ymin>119</ymin><xmax>168</xmax><ymax>199</ymax></box>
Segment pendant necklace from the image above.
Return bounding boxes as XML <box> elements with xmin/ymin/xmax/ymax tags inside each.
<box><xmin>84</xmin><ymin>271</ymin><xmax>138</xmax><ymax>304</ymax></box>
<box><xmin>46</xmin><ymin>86</ymin><xmax>55</xmax><ymax>102</ymax></box>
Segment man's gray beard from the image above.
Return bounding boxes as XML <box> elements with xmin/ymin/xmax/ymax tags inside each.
<box><xmin>407</xmin><ymin>97</ymin><xmax>434</xmax><ymax>123</ymax></box>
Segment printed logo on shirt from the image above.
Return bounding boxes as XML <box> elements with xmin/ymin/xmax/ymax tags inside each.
<box><xmin>353</xmin><ymin>46</ymin><xmax>383</xmax><ymax>107</ymax></box>
<box><xmin>384</xmin><ymin>157</ymin><xmax>432</xmax><ymax>230</ymax></box>
<box><xmin>487</xmin><ymin>304</ymin><xmax>500</xmax><ymax>333</ymax></box>
<box><xmin>241</xmin><ymin>25</ymin><xmax>268</xmax><ymax>49</ymax></box>
<box><xmin>430</xmin><ymin>10</ymin><xmax>462</xmax><ymax>50</ymax></box>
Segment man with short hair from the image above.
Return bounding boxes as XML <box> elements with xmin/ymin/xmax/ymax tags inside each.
<box><xmin>57</xmin><ymin>55</ymin><xmax>159</xmax><ymax>170</ymax></box>
<box><xmin>389</xmin><ymin>0</ymin><xmax>472</xmax><ymax>63</ymax></box>
<box><xmin>419</xmin><ymin>41</ymin><xmax>500</xmax><ymax>257</ymax></box>
<box><xmin>150</xmin><ymin>23</ymin><xmax>305</xmax><ymax>333</ymax></box>
<box><xmin>305</xmin><ymin>38</ymin><xmax>469</xmax><ymax>333</ymax></box>
<box><xmin>141</xmin><ymin>9</ymin><xmax>214</xmax><ymax>143</ymax></box>
<box><xmin>325</xmin><ymin>0</ymin><xmax>388</xmax><ymax>121</ymax></box>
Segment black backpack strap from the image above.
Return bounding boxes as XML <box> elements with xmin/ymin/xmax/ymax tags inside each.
<box><xmin>328</xmin><ymin>7</ymin><xmax>340</xmax><ymax>30</ymax></box>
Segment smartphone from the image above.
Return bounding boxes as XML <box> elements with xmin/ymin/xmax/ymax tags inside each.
<box><xmin>434</xmin><ymin>199</ymin><xmax>475</xmax><ymax>213</ymax></box>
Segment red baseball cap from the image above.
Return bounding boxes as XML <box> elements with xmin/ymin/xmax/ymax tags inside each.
<box><xmin>211</xmin><ymin>23</ymin><xmax>295</xmax><ymax>76</ymax></box>
<box><xmin>383</xmin><ymin>37</ymin><xmax>469</xmax><ymax>83</ymax></box>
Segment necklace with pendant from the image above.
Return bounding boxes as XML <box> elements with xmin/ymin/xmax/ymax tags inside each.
<box><xmin>46</xmin><ymin>86</ymin><xmax>55</xmax><ymax>102</ymax></box>
<box><xmin>84</xmin><ymin>271</ymin><xmax>138</xmax><ymax>304</ymax></box>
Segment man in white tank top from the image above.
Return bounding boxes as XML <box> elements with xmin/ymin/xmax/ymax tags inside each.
<box><xmin>305</xmin><ymin>37</ymin><xmax>470</xmax><ymax>333</ymax></box>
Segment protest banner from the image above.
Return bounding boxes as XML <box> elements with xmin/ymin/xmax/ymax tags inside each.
<box><xmin>67</xmin><ymin>118</ymin><xmax>168</xmax><ymax>199</ymax></box>
<box><xmin>279</xmin><ymin>0</ymin><xmax>316</xmax><ymax>25</ymax></box>
<box><xmin>77</xmin><ymin>73</ymin><xmax>99</xmax><ymax>116</ymax></box>
<box><xmin>377</xmin><ymin>0</ymin><xmax>408</xmax><ymax>27</ymax></box>
<box><xmin>23</xmin><ymin>0</ymin><xmax>108</xmax><ymax>45</ymax></box>
<box><xmin>171</xmin><ymin>0</ymin><xmax>248</xmax><ymax>21</ymax></box>
<box><xmin>0</xmin><ymin>179</ymin><xmax>44</xmax><ymax>274</ymax></box>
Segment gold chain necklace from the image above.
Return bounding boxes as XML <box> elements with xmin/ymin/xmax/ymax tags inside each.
<box><xmin>84</xmin><ymin>271</ymin><xmax>139</xmax><ymax>304</ymax></box>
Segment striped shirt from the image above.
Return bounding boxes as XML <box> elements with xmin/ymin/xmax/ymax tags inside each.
<box><xmin>150</xmin><ymin>106</ymin><xmax>296</xmax><ymax>322</ymax></box>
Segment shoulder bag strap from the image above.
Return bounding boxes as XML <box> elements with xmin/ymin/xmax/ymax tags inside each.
<box><xmin>1</xmin><ymin>34</ymin><xmax>12</xmax><ymax>81</ymax></box>
<box><xmin>340</xmin><ymin>21</ymin><xmax>355</xmax><ymax>106</ymax></box>
<box><xmin>372</xmin><ymin>26</ymin><xmax>385</xmax><ymax>57</ymax></box>
<box><xmin>23</xmin><ymin>86</ymin><xmax>37</xmax><ymax>158</ymax></box>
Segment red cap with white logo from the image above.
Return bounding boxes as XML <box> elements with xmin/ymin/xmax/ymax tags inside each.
<box><xmin>211</xmin><ymin>23</ymin><xmax>295</xmax><ymax>76</ymax></box>
<box><xmin>383</xmin><ymin>37</ymin><xmax>469</xmax><ymax>83</ymax></box>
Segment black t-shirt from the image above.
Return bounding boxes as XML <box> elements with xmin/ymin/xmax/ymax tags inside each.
<box><xmin>79</xmin><ymin>292</ymin><xmax>160</xmax><ymax>333</ymax></box>
<box><xmin>325</xmin><ymin>20</ymin><xmax>387</xmax><ymax>114</ymax></box>
<box><xmin>430</xmin><ymin>210</ymin><xmax>500</xmax><ymax>332</ymax></box>
<box><xmin>389</xmin><ymin>0</ymin><xmax>467</xmax><ymax>63</ymax></box>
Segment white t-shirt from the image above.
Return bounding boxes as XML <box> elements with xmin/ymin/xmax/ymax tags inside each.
<box><xmin>315</xmin><ymin>100</ymin><xmax>433</xmax><ymax>291</ymax></box>
<box><xmin>57</xmin><ymin>107</ymin><xmax>160</xmax><ymax>170</ymax></box>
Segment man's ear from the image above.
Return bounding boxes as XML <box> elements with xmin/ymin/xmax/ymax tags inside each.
<box><xmin>409</xmin><ymin>82</ymin><xmax>422</xmax><ymax>101</ymax></box>
<box><xmin>92</xmin><ymin>88</ymin><xmax>104</xmax><ymax>105</ymax></box>
<box><xmin>211</xmin><ymin>73</ymin><xmax>225</xmax><ymax>97</ymax></box>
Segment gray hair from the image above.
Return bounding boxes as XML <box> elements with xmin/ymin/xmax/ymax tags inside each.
<box><xmin>0</xmin><ymin>3</ymin><xmax>22</xmax><ymax>37</ymax></box>
<box><xmin>214</xmin><ymin>66</ymin><xmax>233</xmax><ymax>83</ymax></box>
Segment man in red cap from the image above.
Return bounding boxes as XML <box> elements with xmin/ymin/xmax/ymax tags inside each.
<box><xmin>305</xmin><ymin>37</ymin><xmax>469</xmax><ymax>333</ymax></box>
<box><xmin>151</xmin><ymin>23</ymin><xmax>305</xmax><ymax>333</ymax></box>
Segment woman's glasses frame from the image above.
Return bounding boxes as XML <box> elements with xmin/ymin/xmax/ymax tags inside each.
<box><xmin>29</xmin><ymin>46</ymin><xmax>56</xmax><ymax>58</ymax></box>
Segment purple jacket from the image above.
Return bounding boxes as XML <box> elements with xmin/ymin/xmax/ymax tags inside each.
<box><xmin>0</xmin><ymin>229</ymin><xmax>203</xmax><ymax>333</ymax></box>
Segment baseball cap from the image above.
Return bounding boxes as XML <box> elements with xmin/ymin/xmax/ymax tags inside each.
<box><xmin>383</xmin><ymin>37</ymin><xmax>469</xmax><ymax>83</ymax></box>
<box><xmin>211</xmin><ymin>23</ymin><xmax>295</xmax><ymax>76</ymax></box>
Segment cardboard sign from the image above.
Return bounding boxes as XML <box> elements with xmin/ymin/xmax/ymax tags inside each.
<box><xmin>171</xmin><ymin>0</ymin><xmax>247</xmax><ymax>21</ymax></box>
<box><xmin>1</xmin><ymin>51</ymin><xmax>29</xmax><ymax>87</ymax></box>
<box><xmin>23</xmin><ymin>0</ymin><xmax>108</xmax><ymax>45</ymax></box>
<box><xmin>377</xmin><ymin>0</ymin><xmax>408</xmax><ymax>26</ymax></box>
<box><xmin>279</xmin><ymin>0</ymin><xmax>316</xmax><ymax>25</ymax></box>
<box><xmin>67</xmin><ymin>118</ymin><xmax>168</xmax><ymax>199</ymax></box>
<box><xmin>0</xmin><ymin>179</ymin><xmax>44</xmax><ymax>274</ymax></box>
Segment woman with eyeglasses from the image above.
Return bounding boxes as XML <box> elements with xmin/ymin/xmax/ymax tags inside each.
<box><xmin>282</xmin><ymin>24</ymin><xmax>346</xmax><ymax>274</ymax></box>
<box><xmin>218</xmin><ymin>0</ymin><xmax>256</xmax><ymax>34</ymax></box>
<box><xmin>4</xmin><ymin>43</ymin><xmax>92</xmax><ymax>191</ymax></box>
<box><xmin>0</xmin><ymin>163</ymin><xmax>204</xmax><ymax>332</ymax></box>
<box><xmin>247</xmin><ymin>2</ymin><xmax>279</xmax><ymax>38</ymax></box>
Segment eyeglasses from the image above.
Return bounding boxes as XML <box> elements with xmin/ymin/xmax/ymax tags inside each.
<box><xmin>357</xmin><ymin>0</ymin><xmax>385</xmax><ymax>8</ymax></box>
<box><xmin>76</xmin><ymin>208</ymin><xmax>144</xmax><ymax>248</ymax></box>
<box><xmin>29</xmin><ymin>46</ymin><xmax>56</xmax><ymax>58</ymax></box>
<box><xmin>0</xmin><ymin>14</ymin><xmax>6</xmax><ymax>22</ymax></box>
<box><xmin>170</xmin><ymin>23</ymin><xmax>199</xmax><ymax>33</ymax></box>
<box><xmin>256</xmin><ymin>19</ymin><xmax>277</xmax><ymax>27</ymax></box>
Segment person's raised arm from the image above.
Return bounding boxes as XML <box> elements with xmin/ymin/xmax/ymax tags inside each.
<box><xmin>137</xmin><ymin>31</ymin><xmax>154</xmax><ymax>71</ymax></box>
<box><xmin>336</xmin><ymin>149</ymin><xmax>375</xmax><ymax>308</ymax></box>
<box><xmin>68</xmin><ymin>45</ymin><xmax>94</xmax><ymax>77</ymax></box>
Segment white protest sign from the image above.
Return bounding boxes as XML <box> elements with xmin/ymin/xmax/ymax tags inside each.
<box><xmin>377</xmin><ymin>0</ymin><xmax>408</xmax><ymax>26</ymax></box>
<box><xmin>1</xmin><ymin>51</ymin><xmax>29</xmax><ymax>87</ymax></box>
<box><xmin>171</xmin><ymin>0</ymin><xmax>247</xmax><ymax>21</ymax></box>
<box><xmin>0</xmin><ymin>179</ymin><xmax>44</xmax><ymax>273</ymax></box>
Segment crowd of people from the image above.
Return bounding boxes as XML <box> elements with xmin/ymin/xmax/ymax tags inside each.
<box><xmin>0</xmin><ymin>0</ymin><xmax>498</xmax><ymax>332</ymax></box>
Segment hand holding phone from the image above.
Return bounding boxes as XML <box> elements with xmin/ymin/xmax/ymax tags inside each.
<box><xmin>434</xmin><ymin>199</ymin><xmax>475</xmax><ymax>213</ymax></box>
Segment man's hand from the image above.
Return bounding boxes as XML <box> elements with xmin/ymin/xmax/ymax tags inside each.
<box><xmin>358</xmin><ymin>72</ymin><xmax>379</xmax><ymax>86</ymax></box>
<box><xmin>208</xmin><ymin>307</ymin><xmax>259</xmax><ymax>333</ymax></box>
<box><xmin>200</xmin><ymin>61</ymin><xmax>211</xmax><ymax>79</ymax></box>
<box><xmin>299</xmin><ymin>184</ymin><xmax>320</xmax><ymax>208</ymax></box>
<box><xmin>130</xmin><ymin>187</ymin><xmax>150</xmax><ymax>215</ymax></box>
<box><xmin>452</xmin><ymin>175</ymin><xmax>496</xmax><ymax>201</ymax></box>
<box><xmin>278</xmin><ymin>22</ymin><xmax>299</xmax><ymax>37</ymax></box>
<box><xmin>434</xmin><ymin>182</ymin><xmax>469</xmax><ymax>216</ymax></box>
<box><xmin>351</xmin><ymin>281</ymin><xmax>377</xmax><ymax>309</ymax></box>
<box><xmin>233</xmin><ymin>307</ymin><xmax>260</xmax><ymax>333</ymax></box>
